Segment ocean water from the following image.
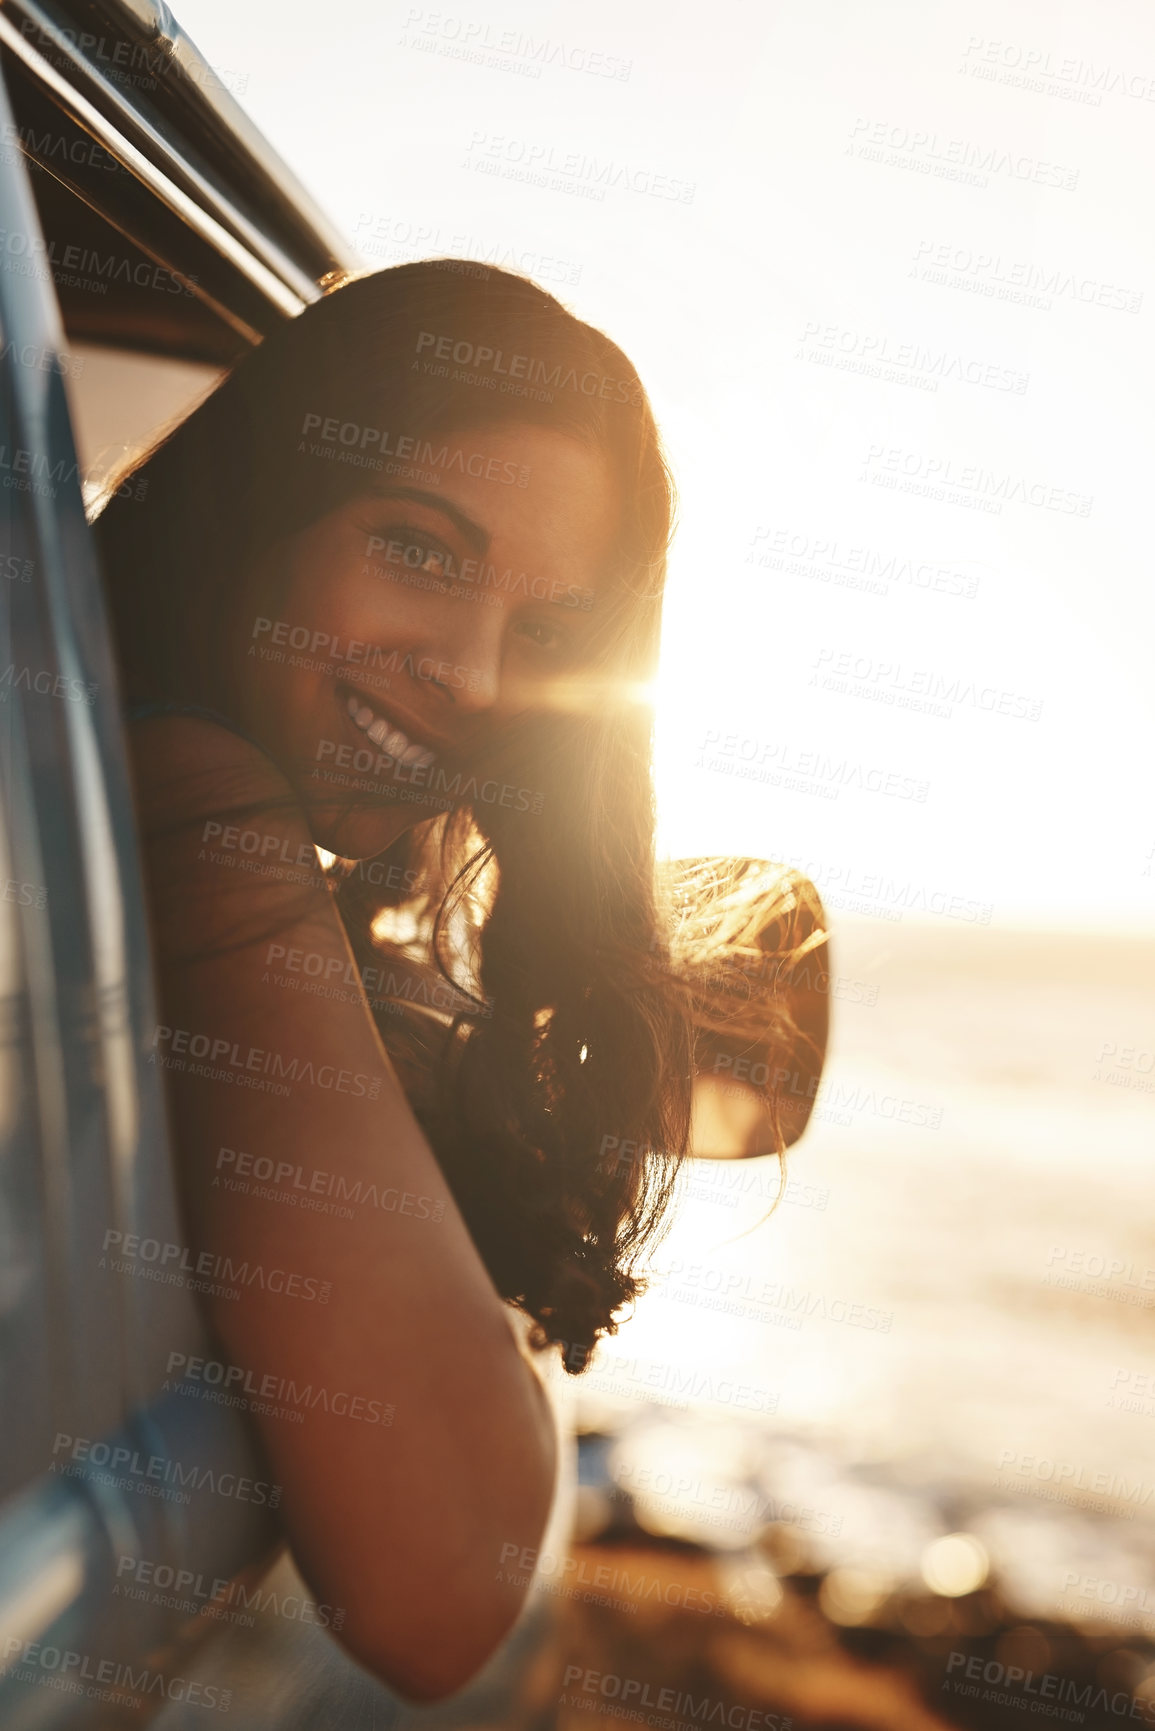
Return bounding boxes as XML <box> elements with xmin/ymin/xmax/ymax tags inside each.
<box><xmin>571</xmin><ymin>917</ymin><xmax>1155</xmax><ymax>1633</ymax></box>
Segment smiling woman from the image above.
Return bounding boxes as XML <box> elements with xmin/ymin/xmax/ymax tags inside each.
<box><xmin>229</xmin><ymin>421</ymin><xmax>623</xmax><ymax>862</ymax></box>
<box><xmin>88</xmin><ymin>262</ymin><xmax>810</xmax><ymax>1702</ymax></box>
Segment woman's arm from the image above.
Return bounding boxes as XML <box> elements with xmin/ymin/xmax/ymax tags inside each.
<box><xmin>128</xmin><ymin>713</ymin><xmax>558</xmax><ymax>1703</ymax></box>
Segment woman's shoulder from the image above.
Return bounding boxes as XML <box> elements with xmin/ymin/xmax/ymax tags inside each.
<box><xmin>125</xmin><ymin>697</ymin><xmax>270</xmax><ymax>770</ymax></box>
<box><xmin>126</xmin><ymin>696</ymin><xmax>248</xmax><ymax>729</ymax></box>
<box><xmin>125</xmin><ymin>698</ymin><xmax>291</xmax><ymax>819</ymax></box>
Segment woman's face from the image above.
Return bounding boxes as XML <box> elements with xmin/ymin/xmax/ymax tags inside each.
<box><xmin>228</xmin><ymin>423</ymin><xmax>622</xmax><ymax>860</ymax></box>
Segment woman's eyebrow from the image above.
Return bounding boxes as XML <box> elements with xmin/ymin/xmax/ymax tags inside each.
<box><xmin>365</xmin><ymin>484</ymin><xmax>490</xmax><ymax>555</ymax></box>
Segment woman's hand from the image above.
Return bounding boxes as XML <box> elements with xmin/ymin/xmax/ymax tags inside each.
<box><xmin>129</xmin><ymin>712</ymin><xmax>557</xmax><ymax>1703</ymax></box>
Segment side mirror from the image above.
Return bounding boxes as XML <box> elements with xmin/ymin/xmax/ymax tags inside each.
<box><xmin>361</xmin><ymin>858</ymin><xmax>830</xmax><ymax>1163</ymax></box>
<box><xmin>671</xmin><ymin>859</ymin><xmax>830</xmax><ymax>1160</ymax></box>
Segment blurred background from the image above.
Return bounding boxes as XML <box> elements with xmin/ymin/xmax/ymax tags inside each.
<box><xmin>62</xmin><ymin>0</ymin><xmax>1155</xmax><ymax>1724</ymax></box>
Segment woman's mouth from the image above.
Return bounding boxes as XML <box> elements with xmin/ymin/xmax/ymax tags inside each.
<box><xmin>341</xmin><ymin>686</ymin><xmax>438</xmax><ymax>769</ymax></box>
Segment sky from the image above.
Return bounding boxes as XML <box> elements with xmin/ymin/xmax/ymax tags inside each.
<box><xmin>170</xmin><ymin>0</ymin><xmax>1155</xmax><ymax>933</ymax></box>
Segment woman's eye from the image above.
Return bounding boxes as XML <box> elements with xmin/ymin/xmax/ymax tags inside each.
<box><xmin>364</xmin><ymin>526</ymin><xmax>455</xmax><ymax>579</ymax></box>
<box><xmin>397</xmin><ymin>538</ymin><xmax>449</xmax><ymax>576</ymax></box>
<box><xmin>514</xmin><ymin>619</ymin><xmax>569</xmax><ymax>654</ymax></box>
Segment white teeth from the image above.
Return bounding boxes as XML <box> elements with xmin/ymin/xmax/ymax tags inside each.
<box><xmin>345</xmin><ymin>691</ymin><xmax>437</xmax><ymax>766</ymax></box>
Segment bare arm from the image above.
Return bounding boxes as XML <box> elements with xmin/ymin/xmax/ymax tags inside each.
<box><xmin>129</xmin><ymin>713</ymin><xmax>557</xmax><ymax>1703</ymax></box>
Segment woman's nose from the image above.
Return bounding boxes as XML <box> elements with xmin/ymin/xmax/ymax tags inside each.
<box><xmin>409</xmin><ymin>633</ymin><xmax>503</xmax><ymax>716</ymax></box>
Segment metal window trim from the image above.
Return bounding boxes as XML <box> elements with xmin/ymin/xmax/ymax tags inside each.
<box><xmin>0</xmin><ymin>7</ymin><xmax>311</xmax><ymax>338</ymax></box>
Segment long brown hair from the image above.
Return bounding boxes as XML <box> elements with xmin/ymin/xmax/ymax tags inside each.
<box><xmin>95</xmin><ymin>262</ymin><xmax>821</xmax><ymax>1368</ymax></box>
